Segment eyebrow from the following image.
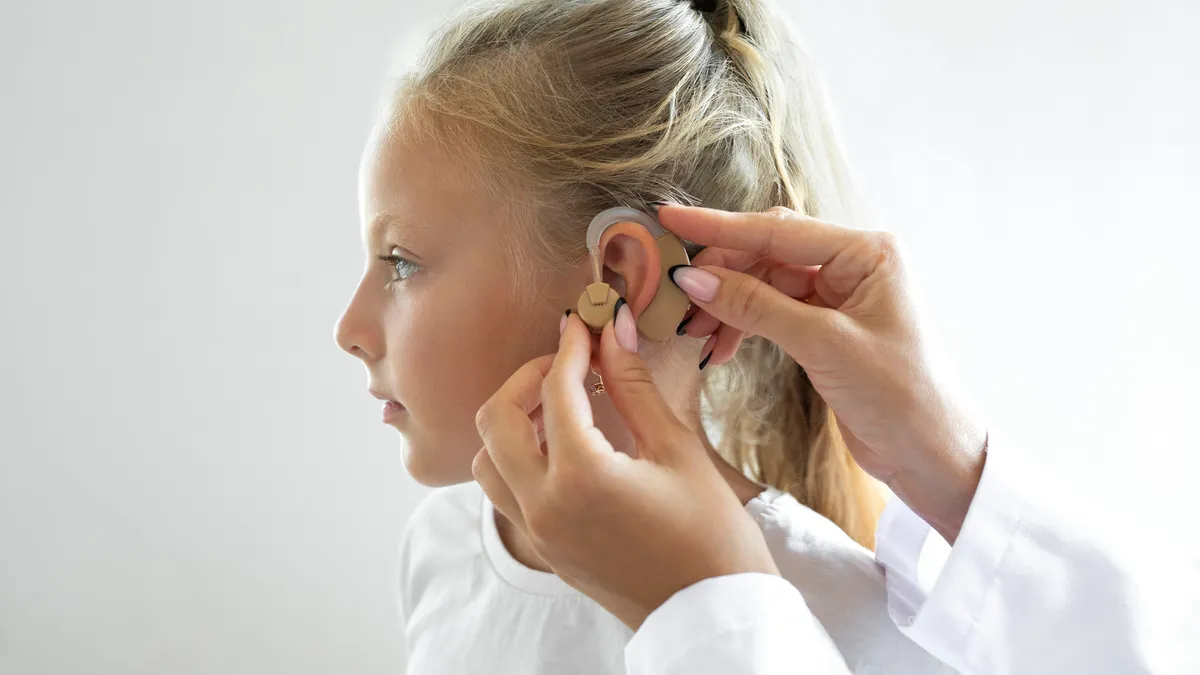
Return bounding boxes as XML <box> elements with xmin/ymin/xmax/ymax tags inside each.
<box><xmin>368</xmin><ymin>212</ymin><xmax>439</xmax><ymax>239</ymax></box>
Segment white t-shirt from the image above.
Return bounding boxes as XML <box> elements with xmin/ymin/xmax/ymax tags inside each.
<box><xmin>398</xmin><ymin>481</ymin><xmax>956</xmax><ymax>674</ymax></box>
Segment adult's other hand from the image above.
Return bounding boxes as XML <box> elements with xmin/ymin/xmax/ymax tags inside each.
<box><xmin>662</xmin><ymin>204</ymin><xmax>987</xmax><ymax>542</ymax></box>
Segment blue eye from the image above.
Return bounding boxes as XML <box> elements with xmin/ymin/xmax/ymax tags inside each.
<box><xmin>379</xmin><ymin>252</ymin><xmax>421</xmax><ymax>284</ymax></box>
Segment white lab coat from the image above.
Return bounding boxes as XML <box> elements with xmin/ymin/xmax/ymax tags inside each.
<box><xmin>624</xmin><ymin>432</ymin><xmax>1200</xmax><ymax>674</ymax></box>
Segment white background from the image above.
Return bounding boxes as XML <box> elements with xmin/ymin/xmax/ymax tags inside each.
<box><xmin>1</xmin><ymin>1</ymin><xmax>1196</xmax><ymax>673</ymax></box>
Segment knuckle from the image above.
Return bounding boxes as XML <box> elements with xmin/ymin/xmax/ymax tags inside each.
<box><xmin>474</xmin><ymin>467</ymin><xmax>497</xmax><ymax>503</ymax></box>
<box><xmin>470</xmin><ymin>449</ymin><xmax>489</xmax><ymax>481</ymax></box>
<box><xmin>873</xmin><ymin>231</ymin><xmax>903</xmax><ymax>261</ymax></box>
<box><xmin>729</xmin><ymin>276</ymin><xmax>755</xmax><ymax>318</ymax></box>
<box><xmin>744</xmin><ymin>279</ymin><xmax>772</xmax><ymax>327</ymax></box>
<box><xmin>731</xmin><ymin>274</ymin><xmax>770</xmax><ymax>327</ymax></box>
<box><xmin>616</xmin><ymin>360</ymin><xmax>656</xmax><ymax>392</ymax></box>
<box><xmin>474</xmin><ymin>404</ymin><xmax>493</xmax><ymax>437</ymax></box>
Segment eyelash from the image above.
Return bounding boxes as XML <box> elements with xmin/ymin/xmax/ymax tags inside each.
<box><xmin>379</xmin><ymin>254</ymin><xmax>422</xmax><ymax>285</ymax></box>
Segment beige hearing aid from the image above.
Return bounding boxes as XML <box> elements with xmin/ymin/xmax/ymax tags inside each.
<box><xmin>575</xmin><ymin>207</ymin><xmax>691</xmax><ymax>343</ymax></box>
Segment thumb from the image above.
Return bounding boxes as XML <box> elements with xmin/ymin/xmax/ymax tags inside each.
<box><xmin>597</xmin><ymin>316</ymin><xmax>692</xmax><ymax>464</ymax></box>
<box><xmin>671</xmin><ymin>264</ymin><xmax>837</xmax><ymax>364</ymax></box>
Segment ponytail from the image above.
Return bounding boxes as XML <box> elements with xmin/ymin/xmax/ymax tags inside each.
<box><xmin>695</xmin><ymin>0</ymin><xmax>885</xmax><ymax>549</ymax></box>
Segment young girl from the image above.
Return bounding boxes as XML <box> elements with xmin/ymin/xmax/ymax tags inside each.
<box><xmin>336</xmin><ymin>0</ymin><xmax>954</xmax><ymax>672</ymax></box>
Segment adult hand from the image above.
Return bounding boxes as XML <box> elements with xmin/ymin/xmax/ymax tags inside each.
<box><xmin>471</xmin><ymin>313</ymin><xmax>779</xmax><ymax>630</ymax></box>
<box><xmin>661</xmin><ymin>204</ymin><xmax>987</xmax><ymax>542</ymax></box>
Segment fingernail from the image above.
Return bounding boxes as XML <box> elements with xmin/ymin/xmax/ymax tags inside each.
<box><xmin>560</xmin><ymin>309</ymin><xmax>571</xmax><ymax>335</ymax></box>
<box><xmin>670</xmin><ymin>265</ymin><xmax>719</xmax><ymax>303</ymax></box>
<box><xmin>647</xmin><ymin>200</ymin><xmax>674</xmax><ymax>214</ymax></box>
<box><xmin>699</xmin><ymin>334</ymin><xmax>716</xmax><ymax>371</ymax></box>
<box><xmin>675</xmin><ymin>312</ymin><xmax>694</xmax><ymax>336</ymax></box>
<box><xmin>614</xmin><ymin>298</ymin><xmax>638</xmax><ymax>353</ymax></box>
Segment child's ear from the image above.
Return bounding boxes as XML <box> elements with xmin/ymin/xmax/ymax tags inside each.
<box><xmin>597</xmin><ymin>221</ymin><xmax>661</xmax><ymax>318</ymax></box>
<box><xmin>575</xmin><ymin>208</ymin><xmax>692</xmax><ymax>341</ymax></box>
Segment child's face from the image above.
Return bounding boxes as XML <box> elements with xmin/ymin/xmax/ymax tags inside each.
<box><xmin>336</xmin><ymin>123</ymin><xmax>579</xmax><ymax>486</ymax></box>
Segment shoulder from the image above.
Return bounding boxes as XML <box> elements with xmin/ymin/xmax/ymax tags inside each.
<box><xmin>748</xmin><ymin>490</ymin><xmax>890</xmax><ymax>621</ymax></box>
<box><xmin>749</xmin><ymin>488</ymin><xmax>882</xmax><ymax>580</ymax></box>
<box><xmin>749</xmin><ymin>489</ymin><xmax>957</xmax><ymax>673</ymax></box>
<box><xmin>398</xmin><ymin>482</ymin><xmax>484</xmax><ymax>620</ymax></box>
<box><xmin>401</xmin><ymin>481</ymin><xmax>484</xmax><ymax>550</ymax></box>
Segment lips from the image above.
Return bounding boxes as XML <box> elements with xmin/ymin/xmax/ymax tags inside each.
<box><xmin>370</xmin><ymin>388</ymin><xmax>406</xmax><ymax>424</ymax></box>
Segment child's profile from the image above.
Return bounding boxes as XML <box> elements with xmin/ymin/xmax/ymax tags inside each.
<box><xmin>335</xmin><ymin>0</ymin><xmax>956</xmax><ymax>671</ymax></box>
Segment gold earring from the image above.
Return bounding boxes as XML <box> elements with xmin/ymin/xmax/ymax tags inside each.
<box><xmin>589</xmin><ymin>367</ymin><xmax>606</xmax><ymax>396</ymax></box>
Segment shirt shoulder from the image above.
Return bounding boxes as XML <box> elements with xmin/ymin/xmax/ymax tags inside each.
<box><xmin>398</xmin><ymin>482</ymin><xmax>484</xmax><ymax>621</ymax></box>
<box><xmin>749</xmin><ymin>489</ymin><xmax>958</xmax><ymax>673</ymax></box>
<box><xmin>401</xmin><ymin>482</ymin><xmax>483</xmax><ymax>551</ymax></box>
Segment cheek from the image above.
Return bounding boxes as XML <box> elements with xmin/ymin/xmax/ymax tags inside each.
<box><xmin>392</xmin><ymin>289</ymin><xmax>497</xmax><ymax>414</ymax></box>
<box><xmin>388</xmin><ymin>271</ymin><xmax>553</xmax><ymax>450</ymax></box>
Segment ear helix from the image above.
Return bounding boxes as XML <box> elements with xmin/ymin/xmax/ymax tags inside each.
<box><xmin>574</xmin><ymin>207</ymin><xmax>692</xmax><ymax>343</ymax></box>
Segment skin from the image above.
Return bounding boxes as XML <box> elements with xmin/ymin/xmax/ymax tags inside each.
<box><xmin>335</xmin><ymin>118</ymin><xmax>762</xmax><ymax>570</ymax></box>
<box><xmin>473</xmin><ymin>205</ymin><xmax>989</xmax><ymax>630</ymax></box>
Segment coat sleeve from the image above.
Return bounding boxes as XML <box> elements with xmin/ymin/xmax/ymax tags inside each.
<box><xmin>875</xmin><ymin>431</ymin><xmax>1199</xmax><ymax>674</ymax></box>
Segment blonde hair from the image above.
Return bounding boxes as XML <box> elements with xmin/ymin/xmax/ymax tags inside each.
<box><xmin>389</xmin><ymin>0</ymin><xmax>884</xmax><ymax>548</ymax></box>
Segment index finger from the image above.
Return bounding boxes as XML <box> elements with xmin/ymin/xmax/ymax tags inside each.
<box><xmin>657</xmin><ymin>204</ymin><xmax>858</xmax><ymax>267</ymax></box>
<box><xmin>690</xmin><ymin>244</ymin><xmax>762</xmax><ymax>272</ymax></box>
<box><xmin>484</xmin><ymin>353</ymin><xmax>556</xmax><ymax>426</ymax></box>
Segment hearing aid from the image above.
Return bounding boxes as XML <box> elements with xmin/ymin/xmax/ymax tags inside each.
<box><xmin>574</xmin><ymin>206</ymin><xmax>691</xmax><ymax>343</ymax></box>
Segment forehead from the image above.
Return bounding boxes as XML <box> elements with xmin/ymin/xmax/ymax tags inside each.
<box><xmin>357</xmin><ymin>117</ymin><xmax>492</xmax><ymax>246</ymax></box>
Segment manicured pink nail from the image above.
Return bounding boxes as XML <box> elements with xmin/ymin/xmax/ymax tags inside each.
<box><xmin>615</xmin><ymin>299</ymin><xmax>638</xmax><ymax>352</ymax></box>
<box><xmin>670</xmin><ymin>265</ymin><xmax>719</xmax><ymax>303</ymax></box>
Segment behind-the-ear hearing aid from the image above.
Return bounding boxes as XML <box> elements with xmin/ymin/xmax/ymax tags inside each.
<box><xmin>575</xmin><ymin>206</ymin><xmax>691</xmax><ymax>343</ymax></box>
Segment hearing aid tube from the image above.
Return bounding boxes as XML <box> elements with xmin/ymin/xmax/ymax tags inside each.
<box><xmin>585</xmin><ymin>207</ymin><xmax>668</xmax><ymax>249</ymax></box>
<box><xmin>586</xmin><ymin>207</ymin><xmax>669</xmax><ymax>284</ymax></box>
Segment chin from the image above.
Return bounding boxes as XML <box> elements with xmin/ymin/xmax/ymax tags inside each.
<box><xmin>401</xmin><ymin>441</ymin><xmax>475</xmax><ymax>487</ymax></box>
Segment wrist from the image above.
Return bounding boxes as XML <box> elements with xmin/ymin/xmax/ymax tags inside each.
<box><xmin>891</xmin><ymin>427</ymin><xmax>987</xmax><ymax>544</ymax></box>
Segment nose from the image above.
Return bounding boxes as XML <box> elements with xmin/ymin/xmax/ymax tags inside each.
<box><xmin>335</xmin><ymin>281</ymin><xmax>383</xmax><ymax>362</ymax></box>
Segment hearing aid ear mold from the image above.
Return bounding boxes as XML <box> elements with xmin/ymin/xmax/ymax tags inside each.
<box><xmin>574</xmin><ymin>207</ymin><xmax>692</xmax><ymax>343</ymax></box>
